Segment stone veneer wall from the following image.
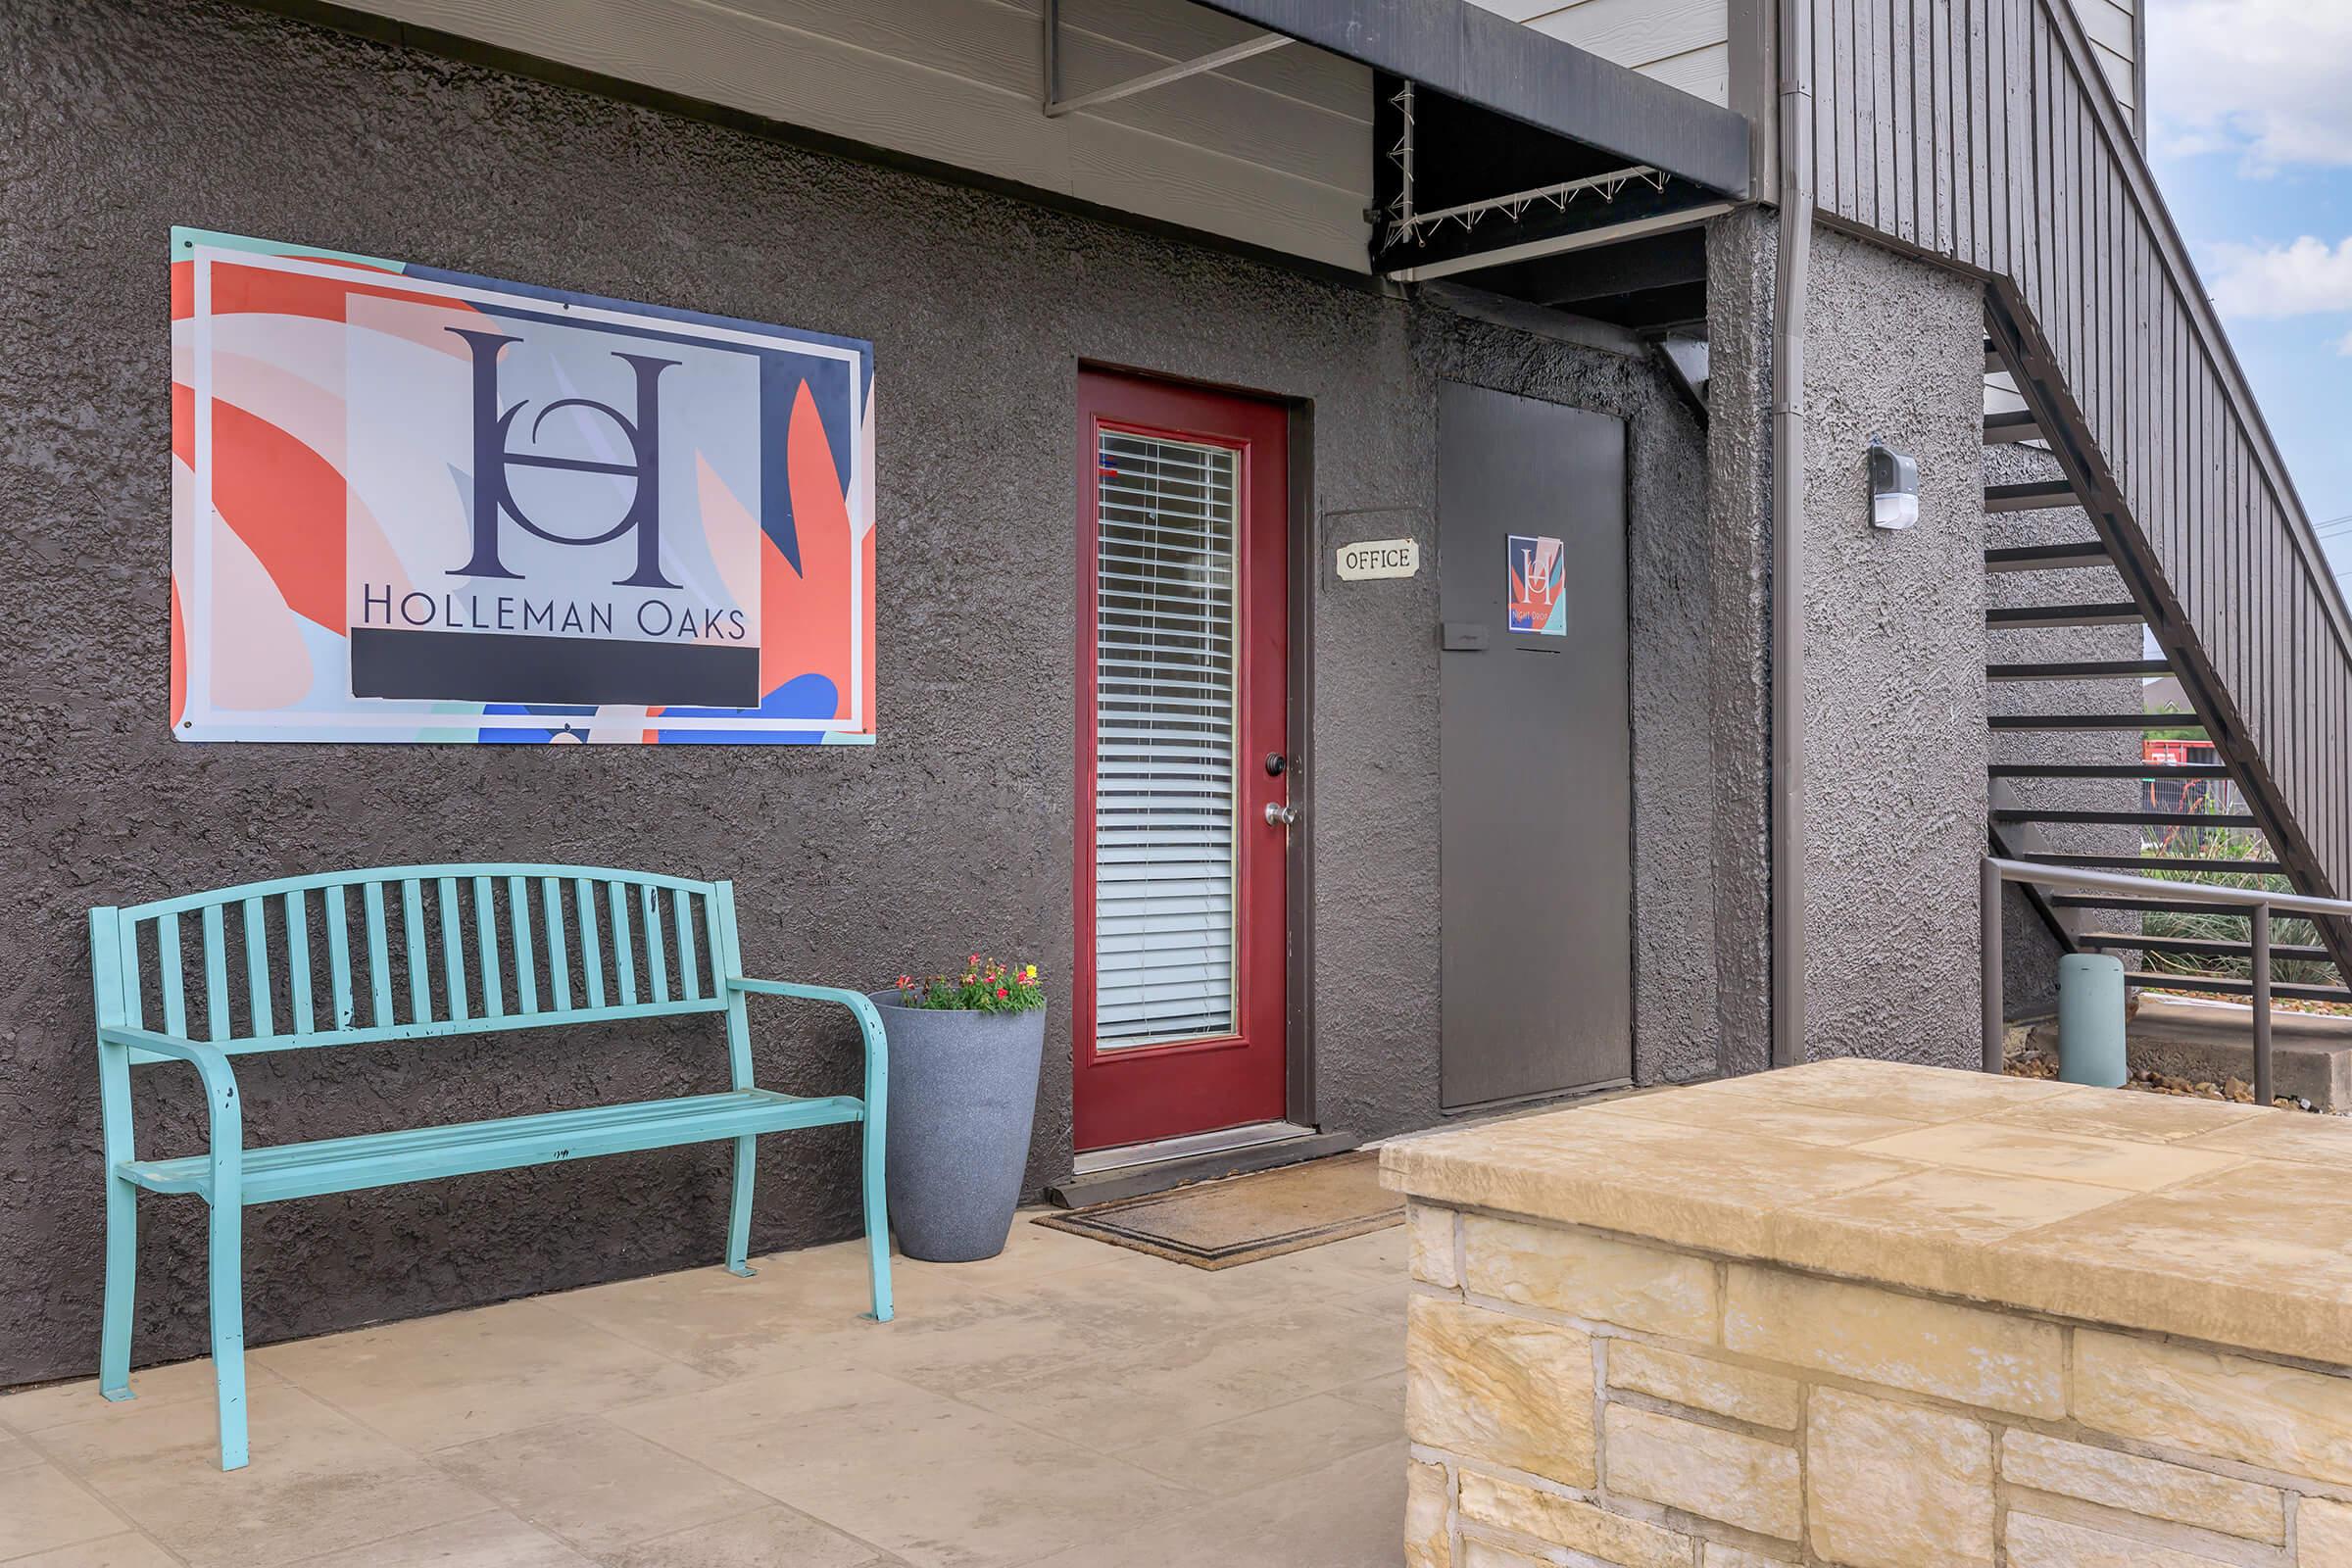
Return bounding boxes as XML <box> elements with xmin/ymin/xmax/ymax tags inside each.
<box><xmin>1402</xmin><ymin>1200</ymin><xmax>2352</xmax><ymax>1568</ymax></box>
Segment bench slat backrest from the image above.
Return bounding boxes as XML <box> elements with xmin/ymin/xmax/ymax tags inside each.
<box><xmin>95</xmin><ymin>865</ymin><xmax>741</xmax><ymax>1060</ymax></box>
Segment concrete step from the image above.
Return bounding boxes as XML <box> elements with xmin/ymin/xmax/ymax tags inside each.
<box><xmin>1043</xmin><ymin>1128</ymin><xmax>1359</xmax><ymax>1206</ymax></box>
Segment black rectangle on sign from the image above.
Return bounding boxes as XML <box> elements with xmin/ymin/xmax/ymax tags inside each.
<box><xmin>350</xmin><ymin>628</ymin><xmax>761</xmax><ymax>709</ymax></box>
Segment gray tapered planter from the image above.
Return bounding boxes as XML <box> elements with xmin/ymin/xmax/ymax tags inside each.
<box><xmin>868</xmin><ymin>992</ymin><xmax>1047</xmax><ymax>1262</ymax></box>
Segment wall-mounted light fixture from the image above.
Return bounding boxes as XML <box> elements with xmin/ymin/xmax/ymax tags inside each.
<box><xmin>1867</xmin><ymin>434</ymin><xmax>1919</xmax><ymax>530</ymax></box>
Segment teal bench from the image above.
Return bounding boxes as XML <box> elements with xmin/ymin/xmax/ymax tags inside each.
<box><xmin>88</xmin><ymin>862</ymin><xmax>891</xmax><ymax>1471</ymax></box>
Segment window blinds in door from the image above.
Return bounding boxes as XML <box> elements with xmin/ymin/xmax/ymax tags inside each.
<box><xmin>1093</xmin><ymin>430</ymin><xmax>1242</xmax><ymax>1050</ymax></box>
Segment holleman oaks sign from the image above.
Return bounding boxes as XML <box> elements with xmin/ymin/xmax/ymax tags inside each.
<box><xmin>170</xmin><ymin>227</ymin><xmax>874</xmax><ymax>744</ymax></box>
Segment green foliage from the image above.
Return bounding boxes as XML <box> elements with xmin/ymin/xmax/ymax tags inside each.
<box><xmin>2142</xmin><ymin>703</ymin><xmax>2209</xmax><ymax>743</ymax></box>
<box><xmin>895</xmin><ymin>956</ymin><xmax>1046</xmax><ymax>1013</ymax></box>
<box><xmin>2141</xmin><ymin>832</ymin><xmax>2333</xmax><ymax>987</ymax></box>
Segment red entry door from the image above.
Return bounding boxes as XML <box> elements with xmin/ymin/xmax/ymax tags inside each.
<box><xmin>1074</xmin><ymin>368</ymin><xmax>1291</xmax><ymax>1152</ymax></box>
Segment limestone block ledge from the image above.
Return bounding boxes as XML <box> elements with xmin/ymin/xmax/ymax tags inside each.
<box><xmin>1383</xmin><ymin>1057</ymin><xmax>2352</xmax><ymax>1568</ymax></box>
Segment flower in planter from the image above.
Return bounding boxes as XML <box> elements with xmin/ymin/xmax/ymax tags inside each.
<box><xmin>897</xmin><ymin>956</ymin><xmax>1046</xmax><ymax>1013</ymax></box>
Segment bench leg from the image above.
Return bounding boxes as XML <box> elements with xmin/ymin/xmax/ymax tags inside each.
<box><xmin>99</xmin><ymin>1173</ymin><xmax>137</xmax><ymax>1401</ymax></box>
<box><xmin>725</xmin><ymin>1134</ymin><xmax>757</xmax><ymax>1278</ymax></box>
<box><xmin>208</xmin><ymin>1199</ymin><xmax>249</xmax><ymax>1471</ymax></box>
<box><xmin>862</xmin><ymin>1110</ymin><xmax>893</xmax><ymax>1324</ymax></box>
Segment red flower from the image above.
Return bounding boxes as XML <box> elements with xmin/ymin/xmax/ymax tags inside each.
<box><xmin>996</xmin><ymin>987</ymin><xmax>1009</xmax><ymax>1000</ymax></box>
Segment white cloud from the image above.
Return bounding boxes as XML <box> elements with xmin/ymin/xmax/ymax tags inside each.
<box><xmin>2147</xmin><ymin>0</ymin><xmax>2352</xmax><ymax>173</ymax></box>
<box><xmin>2207</xmin><ymin>237</ymin><xmax>2352</xmax><ymax>319</ymax></box>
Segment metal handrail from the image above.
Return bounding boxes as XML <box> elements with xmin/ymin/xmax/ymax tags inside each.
<box><xmin>1981</xmin><ymin>858</ymin><xmax>2352</xmax><ymax>1103</ymax></box>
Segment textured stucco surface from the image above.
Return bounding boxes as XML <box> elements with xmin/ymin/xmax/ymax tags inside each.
<box><xmin>1797</xmin><ymin>229</ymin><xmax>1987</xmax><ymax>1065</ymax></box>
<box><xmin>0</xmin><ymin>0</ymin><xmax>1734</xmax><ymax>1382</ymax></box>
<box><xmin>1700</xmin><ymin>210</ymin><xmax>1777</xmax><ymax>1081</ymax></box>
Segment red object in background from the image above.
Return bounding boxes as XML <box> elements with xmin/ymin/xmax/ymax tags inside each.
<box><xmin>2142</xmin><ymin>735</ymin><xmax>2229</xmax><ymax>829</ymax></box>
<box><xmin>2144</xmin><ymin>737</ymin><xmax>2218</xmax><ymax>768</ymax></box>
<box><xmin>1072</xmin><ymin>368</ymin><xmax>1290</xmax><ymax>1152</ymax></box>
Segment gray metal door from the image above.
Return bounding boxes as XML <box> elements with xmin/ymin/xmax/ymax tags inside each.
<box><xmin>1438</xmin><ymin>381</ymin><xmax>1632</xmax><ymax>1108</ymax></box>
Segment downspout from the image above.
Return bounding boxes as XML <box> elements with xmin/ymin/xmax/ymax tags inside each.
<box><xmin>1769</xmin><ymin>0</ymin><xmax>1813</xmax><ymax>1068</ymax></box>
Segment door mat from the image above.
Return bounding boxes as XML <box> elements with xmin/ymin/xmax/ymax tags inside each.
<box><xmin>1033</xmin><ymin>1150</ymin><xmax>1401</xmax><ymax>1268</ymax></box>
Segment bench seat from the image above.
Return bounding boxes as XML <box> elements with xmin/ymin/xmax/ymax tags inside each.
<box><xmin>118</xmin><ymin>1088</ymin><xmax>865</xmax><ymax>1204</ymax></box>
<box><xmin>92</xmin><ymin>862</ymin><xmax>893</xmax><ymax>1472</ymax></box>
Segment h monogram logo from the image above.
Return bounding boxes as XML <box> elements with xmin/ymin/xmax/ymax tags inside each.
<box><xmin>1517</xmin><ymin>542</ymin><xmax>1554</xmax><ymax>607</ymax></box>
<box><xmin>445</xmin><ymin>327</ymin><xmax>681</xmax><ymax>589</ymax></box>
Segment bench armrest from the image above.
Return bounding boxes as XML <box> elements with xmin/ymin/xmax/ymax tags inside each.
<box><xmin>726</xmin><ymin>979</ymin><xmax>888</xmax><ymax>1083</ymax></box>
<box><xmin>97</xmin><ymin>1027</ymin><xmax>244</xmax><ymax>1186</ymax></box>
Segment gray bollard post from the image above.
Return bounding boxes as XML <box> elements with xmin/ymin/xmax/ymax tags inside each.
<box><xmin>2056</xmin><ymin>953</ymin><xmax>2129</xmax><ymax>1088</ymax></box>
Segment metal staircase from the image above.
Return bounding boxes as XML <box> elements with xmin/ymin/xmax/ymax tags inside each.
<box><xmin>1981</xmin><ymin>331</ymin><xmax>2352</xmax><ymax>1010</ymax></box>
<box><xmin>1781</xmin><ymin>0</ymin><xmax>2352</xmax><ymax>1027</ymax></box>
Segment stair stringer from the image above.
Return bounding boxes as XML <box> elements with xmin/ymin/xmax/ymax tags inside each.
<box><xmin>1983</xmin><ymin>293</ymin><xmax>2352</xmax><ymax>980</ymax></box>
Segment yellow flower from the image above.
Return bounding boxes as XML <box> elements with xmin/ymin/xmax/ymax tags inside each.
<box><xmin>1024</xmin><ymin>964</ymin><xmax>1039</xmax><ymax>981</ymax></box>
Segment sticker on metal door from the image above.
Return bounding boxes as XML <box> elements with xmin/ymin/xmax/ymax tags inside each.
<box><xmin>1507</xmin><ymin>534</ymin><xmax>1566</xmax><ymax>635</ymax></box>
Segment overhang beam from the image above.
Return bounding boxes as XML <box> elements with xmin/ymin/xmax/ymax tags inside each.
<box><xmin>1188</xmin><ymin>0</ymin><xmax>1752</xmax><ymax>199</ymax></box>
<box><xmin>1385</xmin><ymin>165</ymin><xmax>1667</xmax><ymax>248</ymax></box>
<box><xmin>1380</xmin><ymin>202</ymin><xmax>1733</xmax><ymax>283</ymax></box>
<box><xmin>1042</xmin><ymin>4</ymin><xmax>1294</xmax><ymax>118</ymax></box>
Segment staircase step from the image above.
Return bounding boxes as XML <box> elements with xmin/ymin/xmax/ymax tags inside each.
<box><xmin>1984</xmin><ymin>541</ymin><xmax>2110</xmax><ymax>571</ymax></box>
<box><xmin>1987</xmin><ymin>761</ymin><xmax>2228</xmax><ymax>779</ymax></box>
<box><xmin>1986</xmin><ymin>659</ymin><xmax>2171</xmax><ymax>681</ymax></box>
<box><xmin>1986</xmin><ymin>479</ymin><xmax>2082</xmax><ymax>513</ymax></box>
<box><xmin>1992</xmin><ymin>808</ymin><xmax>2257</xmax><ymax>827</ymax></box>
<box><xmin>1989</xmin><ymin>713</ymin><xmax>2198</xmax><ymax>731</ymax></box>
<box><xmin>2053</xmin><ymin>895</ymin><xmax>2279</xmax><ymax>915</ymax></box>
<box><xmin>2082</xmin><ymin>931</ymin><xmax>2335</xmax><ymax>963</ymax></box>
<box><xmin>1984</xmin><ymin>345</ymin><xmax>2006</xmax><ymax>374</ymax></box>
<box><xmin>1986</xmin><ymin>602</ymin><xmax>2143</xmax><ymax>628</ymax></box>
<box><xmin>2116</xmin><ymin>971</ymin><xmax>2352</xmax><ymax>1005</ymax></box>
<box><xmin>1983</xmin><ymin>409</ymin><xmax>2044</xmax><ymax>443</ymax></box>
<box><xmin>2024</xmin><ymin>853</ymin><xmax>2280</xmax><ymax>873</ymax></box>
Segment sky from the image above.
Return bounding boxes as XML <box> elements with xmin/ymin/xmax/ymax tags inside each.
<box><xmin>2144</xmin><ymin>0</ymin><xmax>2352</xmax><ymax>585</ymax></box>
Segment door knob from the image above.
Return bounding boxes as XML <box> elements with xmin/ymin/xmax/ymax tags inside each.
<box><xmin>1264</xmin><ymin>802</ymin><xmax>1300</xmax><ymax>827</ymax></box>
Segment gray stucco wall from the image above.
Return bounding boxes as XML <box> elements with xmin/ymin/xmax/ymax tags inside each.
<box><xmin>1700</xmin><ymin>211</ymin><xmax>1777</xmax><ymax>1081</ymax></box>
<box><xmin>0</xmin><ymin>0</ymin><xmax>1730</xmax><ymax>1383</ymax></box>
<box><xmin>1797</xmin><ymin>228</ymin><xmax>1987</xmax><ymax>1066</ymax></box>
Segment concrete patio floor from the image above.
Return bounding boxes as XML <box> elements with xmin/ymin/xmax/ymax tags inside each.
<box><xmin>0</xmin><ymin>1214</ymin><xmax>1409</xmax><ymax>1568</ymax></box>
